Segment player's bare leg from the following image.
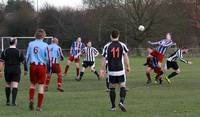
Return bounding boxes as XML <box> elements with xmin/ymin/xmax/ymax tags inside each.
<box><xmin>57</xmin><ymin>72</ymin><xmax>64</xmax><ymax>92</ymax></box>
<box><xmin>144</xmin><ymin>48</ymin><xmax>153</xmax><ymax>66</ymax></box>
<box><xmin>76</xmin><ymin>67</ymin><xmax>85</xmax><ymax>81</ymax></box>
<box><xmin>45</xmin><ymin>73</ymin><xmax>51</xmax><ymax>91</ymax></box>
<box><xmin>91</xmin><ymin>66</ymin><xmax>100</xmax><ymax>80</ymax></box>
<box><xmin>63</xmin><ymin>60</ymin><xmax>71</xmax><ymax>76</ymax></box>
<box><xmin>5</xmin><ymin>83</ymin><xmax>11</xmax><ymax>106</ymax></box>
<box><xmin>146</xmin><ymin>67</ymin><xmax>152</xmax><ymax>84</ymax></box>
<box><xmin>11</xmin><ymin>82</ymin><xmax>19</xmax><ymax>106</ymax></box>
<box><xmin>118</xmin><ymin>82</ymin><xmax>127</xmax><ymax>112</ymax></box>
<box><xmin>154</xmin><ymin>62</ymin><xmax>163</xmax><ymax>84</ymax></box>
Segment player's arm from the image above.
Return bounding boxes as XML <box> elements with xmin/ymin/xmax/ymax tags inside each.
<box><xmin>124</xmin><ymin>53</ymin><xmax>130</xmax><ymax>73</ymax></box>
<box><xmin>148</xmin><ymin>40</ymin><xmax>160</xmax><ymax>45</ymax></box>
<box><xmin>172</xmin><ymin>42</ymin><xmax>176</xmax><ymax>46</ymax></box>
<box><xmin>180</xmin><ymin>57</ymin><xmax>192</xmax><ymax>64</ymax></box>
<box><xmin>177</xmin><ymin>49</ymin><xmax>192</xmax><ymax>64</ymax></box>
<box><xmin>99</xmin><ymin>45</ymin><xmax>107</xmax><ymax>78</ymax></box>
<box><xmin>77</xmin><ymin>43</ymin><xmax>85</xmax><ymax>57</ymax></box>
<box><xmin>69</xmin><ymin>47</ymin><xmax>73</xmax><ymax>55</ymax></box>
<box><xmin>76</xmin><ymin>43</ymin><xmax>86</xmax><ymax>57</ymax></box>
<box><xmin>0</xmin><ymin>61</ymin><xmax>3</xmax><ymax>78</ymax></box>
<box><xmin>25</xmin><ymin>44</ymin><xmax>32</xmax><ymax>73</ymax></box>
<box><xmin>179</xmin><ymin>53</ymin><xmax>192</xmax><ymax>64</ymax></box>
<box><xmin>162</xmin><ymin>41</ymin><xmax>176</xmax><ymax>47</ymax></box>
<box><xmin>81</xmin><ymin>47</ymin><xmax>86</xmax><ymax>55</ymax></box>
<box><xmin>100</xmin><ymin>56</ymin><xmax>106</xmax><ymax>78</ymax></box>
<box><xmin>75</xmin><ymin>52</ymin><xmax>81</xmax><ymax>58</ymax></box>
<box><xmin>26</xmin><ymin>44</ymin><xmax>31</xmax><ymax>65</ymax></box>
<box><xmin>122</xmin><ymin>44</ymin><xmax>131</xmax><ymax>73</ymax></box>
<box><xmin>69</xmin><ymin>42</ymin><xmax>74</xmax><ymax>55</ymax></box>
<box><xmin>0</xmin><ymin>51</ymin><xmax>5</xmax><ymax>78</ymax></box>
<box><xmin>46</xmin><ymin>47</ymin><xmax>52</xmax><ymax>73</ymax></box>
<box><xmin>19</xmin><ymin>50</ymin><xmax>25</xmax><ymax>62</ymax></box>
<box><xmin>94</xmin><ymin>48</ymin><xmax>99</xmax><ymax>57</ymax></box>
<box><xmin>19</xmin><ymin>50</ymin><xmax>28</xmax><ymax>75</ymax></box>
<box><xmin>58</xmin><ymin>47</ymin><xmax>64</xmax><ymax>61</ymax></box>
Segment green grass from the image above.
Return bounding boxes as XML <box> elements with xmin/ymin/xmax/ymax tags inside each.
<box><xmin>0</xmin><ymin>57</ymin><xmax>200</xmax><ymax>117</ymax></box>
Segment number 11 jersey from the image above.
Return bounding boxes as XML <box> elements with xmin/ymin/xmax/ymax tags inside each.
<box><xmin>102</xmin><ymin>41</ymin><xmax>129</xmax><ymax>76</ymax></box>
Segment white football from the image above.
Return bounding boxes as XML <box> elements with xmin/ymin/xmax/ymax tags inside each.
<box><xmin>138</xmin><ymin>25</ymin><xmax>145</xmax><ymax>31</ymax></box>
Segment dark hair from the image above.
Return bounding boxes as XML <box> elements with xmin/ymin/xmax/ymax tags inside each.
<box><xmin>87</xmin><ymin>40</ymin><xmax>91</xmax><ymax>43</ymax></box>
<box><xmin>9</xmin><ymin>38</ymin><xmax>17</xmax><ymax>45</ymax></box>
<box><xmin>182</xmin><ymin>47</ymin><xmax>188</xmax><ymax>50</ymax></box>
<box><xmin>34</xmin><ymin>28</ymin><xmax>46</xmax><ymax>39</ymax></box>
<box><xmin>111</xmin><ymin>30</ymin><xmax>119</xmax><ymax>39</ymax></box>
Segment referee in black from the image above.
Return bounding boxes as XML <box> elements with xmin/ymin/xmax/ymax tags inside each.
<box><xmin>76</xmin><ymin>41</ymin><xmax>100</xmax><ymax>81</ymax></box>
<box><xmin>0</xmin><ymin>38</ymin><xmax>27</xmax><ymax>106</ymax></box>
<box><xmin>100</xmin><ymin>30</ymin><xmax>130</xmax><ymax>112</ymax></box>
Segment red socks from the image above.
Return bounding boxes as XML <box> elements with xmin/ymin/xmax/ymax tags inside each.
<box><xmin>57</xmin><ymin>73</ymin><xmax>62</xmax><ymax>89</ymax></box>
<box><xmin>37</xmin><ymin>93</ymin><xmax>44</xmax><ymax>108</ymax></box>
<box><xmin>29</xmin><ymin>88</ymin><xmax>35</xmax><ymax>102</ymax></box>
<box><xmin>45</xmin><ymin>75</ymin><xmax>51</xmax><ymax>88</ymax></box>
<box><xmin>29</xmin><ymin>88</ymin><xmax>44</xmax><ymax>108</ymax></box>
<box><xmin>155</xmin><ymin>67</ymin><xmax>161</xmax><ymax>74</ymax></box>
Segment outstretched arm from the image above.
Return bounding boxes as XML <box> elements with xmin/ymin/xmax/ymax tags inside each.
<box><xmin>180</xmin><ymin>56</ymin><xmax>192</xmax><ymax>64</ymax></box>
<box><xmin>148</xmin><ymin>41</ymin><xmax>160</xmax><ymax>45</ymax></box>
<box><xmin>162</xmin><ymin>42</ymin><xmax>176</xmax><ymax>47</ymax></box>
<box><xmin>179</xmin><ymin>50</ymin><xmax>192</xmax><ymax>64</ymax></box>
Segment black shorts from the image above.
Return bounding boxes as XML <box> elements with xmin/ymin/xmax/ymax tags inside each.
<box><xmin>4</xmin><ymin>72</ymin><xmax>21</xmax><ymax>83</ymax></box>
<box><xmin>82</xmin><ymin>61</ymin><xmax>95</xmax><ymax>68</ymax></box>
<box><xmin>108</xmin><ymin>75</ymin><xmax>126</xmax><ymax>84</ymax></box>
<box><xmin>166</xmin><ymin>61</ymin><xmax>179</xmax><ymax>70</ymax></box>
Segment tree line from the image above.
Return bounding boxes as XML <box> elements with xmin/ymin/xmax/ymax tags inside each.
<box><xmin>0</xmin><ymin>0</ymin><xmax>200</xmax><ymax>50</ymax></box>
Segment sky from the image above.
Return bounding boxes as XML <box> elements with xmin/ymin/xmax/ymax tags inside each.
<box><xmin>1</xmin><ymin>0</ymin><xmax>83</xmax><ymax>9</ymax></box>
<box><xmin>36</xmin><ymin>0</ymin><xmax>83</xmax><ymax>9</ymax></box>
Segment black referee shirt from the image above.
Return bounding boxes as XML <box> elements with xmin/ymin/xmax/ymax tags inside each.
<box><xmin>0</xmin><ymin>48</ymin><xmax>25</xmax><ymax>73</ymax></box>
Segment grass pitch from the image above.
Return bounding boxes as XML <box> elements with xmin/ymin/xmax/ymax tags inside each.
<box><xmin>0</xmin><ymin>57</ymin><xmax>200</xmax><ymax>117</ymax></box>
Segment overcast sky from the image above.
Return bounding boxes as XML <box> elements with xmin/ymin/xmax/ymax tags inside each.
<box><xmin>35</xmin><ymin>0</ymin><xmax>83</xmax><ymax>9</ymax></box>
<box><xmin>2</xmin><ymin>0</ymin><xmax>83</xmax><ymax>9</ymax></box>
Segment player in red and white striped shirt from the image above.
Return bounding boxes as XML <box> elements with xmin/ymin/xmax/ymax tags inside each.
<box><xmin>63</xmin><ymin>37</ymin><xmax>85</xmax><ymax>78</ymax></box>
<box><xmin>144</xmin><ymin>33</ymin><xmax>176</xmax><ymax>83</ymax></box>
<box><xmin>45</xmin><ymin>38</ymin><xmax>64</xmax><ymax>92</ymax></box>
<box><xmin>26</xmin><ymin>29</ymin><xmax>50</xmax><ymax>111</ymax></box>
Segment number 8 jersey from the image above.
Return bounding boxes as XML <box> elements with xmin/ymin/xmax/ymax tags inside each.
<box><xmin>102</xmin><ymin>41</ymin><xmax>129</xmax><ymax>76</ymax></box>
<box><xmin>26</xmin><ymin>39</ymin><xmax>49</xmax><ymax>65</ymax></box>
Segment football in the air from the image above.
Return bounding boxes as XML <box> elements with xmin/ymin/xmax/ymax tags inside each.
<box><xmin>138</xmin><ymin>25</ymin><xmax>145</xmax><ymax>31</ymax></box>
